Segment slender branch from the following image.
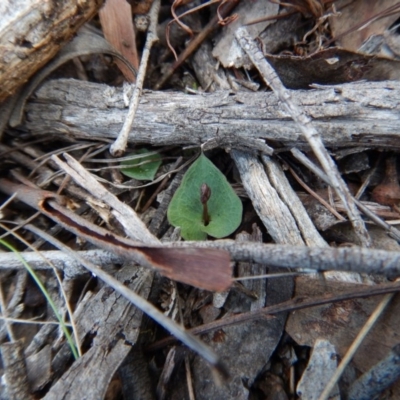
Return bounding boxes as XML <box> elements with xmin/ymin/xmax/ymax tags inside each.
<box><xmin>4</xmin><ymin>239</ymin><xmax>400</xmax><ymax>278</ymax></box>
<box><xmin>170</xmin><ymin>240</ymin><xmax>400</xmax><ymax>277</ymax></box>
<box><xmin>110</xmin><ymin>0</ymin><xmax>161</xmax><ymax>156</ymax></box>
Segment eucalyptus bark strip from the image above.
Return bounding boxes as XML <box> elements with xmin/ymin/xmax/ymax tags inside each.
<box><xmin>0</xmin><ymin>341</ymin><xmax>32</xmax><ymax>400</ymax></box>
<box><xmin>232</xmin><ymin>150</ymin><xmax>305</xmax><ymax>245</ymax></box>
<box><xmin>348</xmin><ymin>343</ymin><xmax>400</xmax><ymax>400</ymax></box>
<box><xmin>43</xmin><ymin>264</ymin><xmax>152</xmax><ymax>400</ymax></box>
<box><xmin>261</xmin><ymin>154</ymin><xmax>327</xmax><ymax>247</ymax></box>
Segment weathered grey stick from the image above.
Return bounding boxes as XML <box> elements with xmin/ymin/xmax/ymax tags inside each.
<box><xmin>235</xmin><ymin>27</ymin><xmax>370</xmax><ymax>247</ymax></box>
<box><xmin>5</xmin><ymin>242</ymin><xmax>400</xmax><ymax>277</ymax></box>
<box><xmin>21</xmin><ymin>78</ymin><xmax>400</xmax><ymax>151</ymax></box>
<box><xmin>171</xmin><ymin>240</ymin><xmax>400</xmax><ymax>277</ymax></box>
<box><xmin>0</xmin><ymin>249</ymin><xmax>118</xmax><ymax>278</ymax></box>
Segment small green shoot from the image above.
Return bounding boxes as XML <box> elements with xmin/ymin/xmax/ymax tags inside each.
<box><xmin>167</xmin><ymin>154</ymin><xmax>242</xmax><ymax>240</ymax></box>
<box><xmin>120</xmin><ymin>148</ymin><xmax>162</xmax><ymax>181</ymax></box>
<box><xmin>0</xmin><ymin>239</ymin><xmax>79</xmax><ymax>360</ymax></box>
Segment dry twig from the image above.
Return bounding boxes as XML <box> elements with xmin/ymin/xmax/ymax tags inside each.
<box><xmin>110</xmin><ymin>0</ymin><xmax>161</xmax><ymax>156</ymax></box>
<box><xmin>318</xmin><ymin>292</ymin><xmax>395</xmax><ymax>400</ymax></box>
<box><xmin>5</xmin><ymin>241</ymin><xmax>400</xmax><ymax>278</ymax></box>
<box><xmin>22</xmin><ymin>79</ymin><xmax>400</xmax><ymax>152</ymax></box>
<box><xmin>147</xmin><ymin>278</ymin><xmax>400</xmax><ymax>352</ymax></box>
<box><xmin>235</xmin><ymin>26</ymin><xmax>371</xmax><ymax>247</ymax></box>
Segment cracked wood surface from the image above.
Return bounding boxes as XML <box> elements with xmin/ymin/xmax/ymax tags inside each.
<box><xmin>21</xmin><ymin>78</ymin><xmax>400</xmax><ymax>150</ymax></box>
<box><xmin>43</xmin><ymin>265</ymin><xmax>152</xmax><ymax>400</ymax></box>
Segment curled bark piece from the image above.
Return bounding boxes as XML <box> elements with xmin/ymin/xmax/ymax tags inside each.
<box><xmin>0</xmin><ymin>0</ymin><xmax>104</xmax><ymax>102</ymax></box>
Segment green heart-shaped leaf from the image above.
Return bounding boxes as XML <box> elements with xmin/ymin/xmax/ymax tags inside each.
<box><xmin>120</xmin><ymin>149</ymin><xmax>162</xmax><ymax>181</ymax></box>
<box><xmin>167</xmin><ymin>154</ymin><xmax>242</xmax><ymax>240</ymax></box>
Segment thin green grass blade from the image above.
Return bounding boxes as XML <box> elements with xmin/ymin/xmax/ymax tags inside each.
<box><xmin>0</xmin><ymin>239</ymin><xmax>79</xmax><ymax>360</ymax></box>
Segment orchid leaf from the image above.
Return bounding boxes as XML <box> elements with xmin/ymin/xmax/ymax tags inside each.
<box><xmin>167</xmin><ymin>154</ymin><xmax>242</xmax><ymax>240</ymax></box>
<box><xmin>120</xmin><ymin>149</ymin><xmax>161</xmax><ymax>181</ymax></box>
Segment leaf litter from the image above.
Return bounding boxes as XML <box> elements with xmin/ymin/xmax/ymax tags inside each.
<box><xmin>2</xmin><ymin>0</ymin><xmax>400</xmax><ymax>399</ymax></box>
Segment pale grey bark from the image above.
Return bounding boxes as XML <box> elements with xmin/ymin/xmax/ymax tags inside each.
<box><xmin>21</xmin><ymin>78</ymin><xmax>400</xmax><ymax>152</ymax></box>
<box><xmin>261</xmin><ymin>154</ymin><xmax>327</xmax><ymax>247</ymax></box>
<box><xmin>348</xmin><ymin>343</ymin><xmax>400</xmax><ymax>400</ymax></box>
<box><xmin>232</xmin><ymin>149</ymin><xmax>305</xmax><ymax>245</ymax></box>
<box><xmin>0</xmin><ymin>341</ymin><xmax>31</xmax><ymax>400</ymax></box>
<box><xmin>43</xmin><ymin>265</ymin><xmax>152</xmax><ymax>400</ymax></box>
